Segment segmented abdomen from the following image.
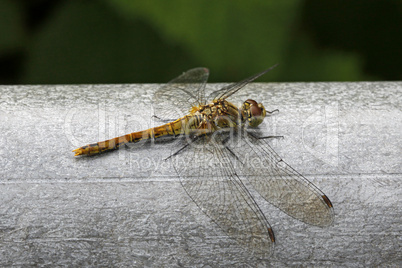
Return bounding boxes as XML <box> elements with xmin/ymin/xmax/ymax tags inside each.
<box><xmin>72</xmin><ymin>114</ymin><xmax>203</xmax><ymax>156</ymax></box>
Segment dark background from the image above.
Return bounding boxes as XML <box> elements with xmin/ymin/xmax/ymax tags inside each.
<box><xmin>0</xmin><ymin>0</ymin><xmax>400</xmax><ymax>84</ymax></box>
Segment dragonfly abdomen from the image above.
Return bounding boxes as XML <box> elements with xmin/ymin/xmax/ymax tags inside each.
<box><xmin>72</xmin><ymin>114</ymin><xmax>201</xmax><ymax>156</ymax></box>
<box><xmin>149</xmin><ymin>114</ymin><xmax>204</xmax><ymax>138</ymax></box>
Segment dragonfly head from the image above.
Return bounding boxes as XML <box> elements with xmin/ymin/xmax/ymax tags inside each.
<box><xmin>241</xmin><ymin>99</ymin><xmax>266</xmax><ymax>127</ymax></box>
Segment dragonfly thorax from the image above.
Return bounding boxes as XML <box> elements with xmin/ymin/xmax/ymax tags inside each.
<box><xmin>196</xmin><ymin>99</ymin><xmax>266</xmax><ymax>130</ymax></box>
<box><xmin>195</xmin><ymin>100</ymin><xmax>241</xmax><ymax>129</ymax></box>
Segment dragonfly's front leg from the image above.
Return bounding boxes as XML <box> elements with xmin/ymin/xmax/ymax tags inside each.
<box><xmin>266</xmin><ymin>108</ymin><xmax>279</xmax><ymax>115</ymax></box>
<box><xmin>251</xmin><ymin>108</ymin><xmax>281</xmax><ymax>139</ymax></box>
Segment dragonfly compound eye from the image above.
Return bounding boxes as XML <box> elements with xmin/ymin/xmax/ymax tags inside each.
<box><xmin>244</xmin><ymin>99</ymin><xmax>266</xmax><ymax>127</ymax></box>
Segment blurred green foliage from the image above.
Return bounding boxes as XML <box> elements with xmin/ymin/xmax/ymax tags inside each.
<box><xmin>0</xmin><ymin>0</ymin><xmax>400</xmax><ymax>84</ymax></box>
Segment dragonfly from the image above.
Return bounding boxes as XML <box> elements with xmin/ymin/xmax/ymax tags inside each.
<box><xmin>72</xmin><ymin>65</ymin><xmax>334</xmax><ymax>258</ymax></box>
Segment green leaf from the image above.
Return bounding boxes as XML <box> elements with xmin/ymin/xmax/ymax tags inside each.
<box><xmin>106</xmin><ymin>0</ymin><xmax>303</xmax><ymax>81</ymax></box>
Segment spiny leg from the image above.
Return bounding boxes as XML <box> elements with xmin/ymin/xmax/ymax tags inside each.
<box><xmin>221</xmin><ymin>134</ymin><xmax>243</xmax><ymax>164</ymax></box>
<box><xmin>247</xmin><ymin>130</ymin><xmax>284</xmax><ymax>140</ymax></box>
<box><xmin>151</xmin><ymin>115</ymin><xmax>175</xmax><ymax>123</ymax></box>
<box><xmin>164</xmin><ymin>135</ymin><xmax>199</xmax><ymax>160</ymax></box>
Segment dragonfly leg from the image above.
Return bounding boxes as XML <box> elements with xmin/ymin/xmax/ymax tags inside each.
<box><xmin>266</xmin><ymin>109</ymin><xmax>279</xmax><ymax>115</ymax></box>
<box><xmin>257</xmin><ymin>135</ymin><xmax>284</xmax><ymax>140</ymax></box>
<box><xmin>247</xmin><ymin>130</ymin><xmax>284</xmax><ymax>140</ymax></box>
<box><xmin>164</xmin><ymin>136</ymin><xmax>198</xmax><ymax>160</ymax></box>
<box><xmin>225</xmin><ymin>146</ymin><xmax>243</xmax><ymax>165</ymax></box>
<box><xmin>152</xmin><ymin>115</ymin><xmax>175</xmax><ymax>123</ymax></box>
<box><xmin>166</xmin><ymin>144</ymin><xmax>188</xmax><ymax>160</ymax></box>
<box><xmin>220</xmin><ymin>134</ymin><xmax>244</xmax><ymax>164</ymax></box>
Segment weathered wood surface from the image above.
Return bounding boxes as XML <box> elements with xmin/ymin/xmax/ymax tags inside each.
<box><xmin>0</xmin><ymin>82</ymin><xmax>401</xmax><ymax>267</ymax></box>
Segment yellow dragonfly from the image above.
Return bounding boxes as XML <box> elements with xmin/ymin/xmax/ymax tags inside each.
<box><xmin>73</xmin><ymin>65</ymin><xmax>334</xmax><ymax>258</ymax></box>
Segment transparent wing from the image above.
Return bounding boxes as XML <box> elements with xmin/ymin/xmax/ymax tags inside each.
<box><xmin>227</xmin><ymin>130</ymin><xmax>334</xmax><ymax>227</ymax></box>
<box><xmin>171</xmin><ymin>132</ymin><xmax>275</xmax><ymax>258</ymax></box>
<box><xmin>152</xmin><ymin>68</ymin><xmax>209</xmax><ymax>121</ymax></box>
<box><xmin>208</xmin><ymin>64</ymin><xmax>278</xmax><ymax>101</ymax></box>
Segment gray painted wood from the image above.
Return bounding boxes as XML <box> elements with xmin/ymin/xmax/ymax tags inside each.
<box><xmin>0</xmin><ymin>81</ymin><xmax>401</xmax><ymax>267</ymax></box>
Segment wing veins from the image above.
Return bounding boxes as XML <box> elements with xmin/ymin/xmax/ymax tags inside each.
<box><xmin>174</xmin><ymin>135</ymin><xmax>274</xmax><ymax>258</ymax></box>
<box><xmin>230</xmin><ymin>132</ymin><xmax>334</xmax><ymax>227</ymax></box>
<box><xmin>214</xmin><ymin>64</ymin><xmax>278</xmax><ymax>100</ymax></box>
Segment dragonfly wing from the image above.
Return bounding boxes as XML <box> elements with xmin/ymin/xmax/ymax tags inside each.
<box><xmin>227</xmin><ymin>130</ymin><xmax>334</xmax><ymax>227</ymax></box>
<box><xmin>152</xmin><ymin>68</ymin><xmax>209</xmax><ymax>121</ymax></box>
<box><xmin>208</xmin><ymin>64</ymin><xmax>278</xmax><ymax>101</ymax></box>
<box><xmin>172</xmin><ymin>133</ymin><xmax>275</xmax><ymax>258</ymax></box>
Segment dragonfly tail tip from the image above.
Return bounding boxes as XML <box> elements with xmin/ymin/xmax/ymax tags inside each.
<box><xmin>72</xmin><ymin>148</ymin><xmax>83</xmax><ymax>156</ymax></box>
